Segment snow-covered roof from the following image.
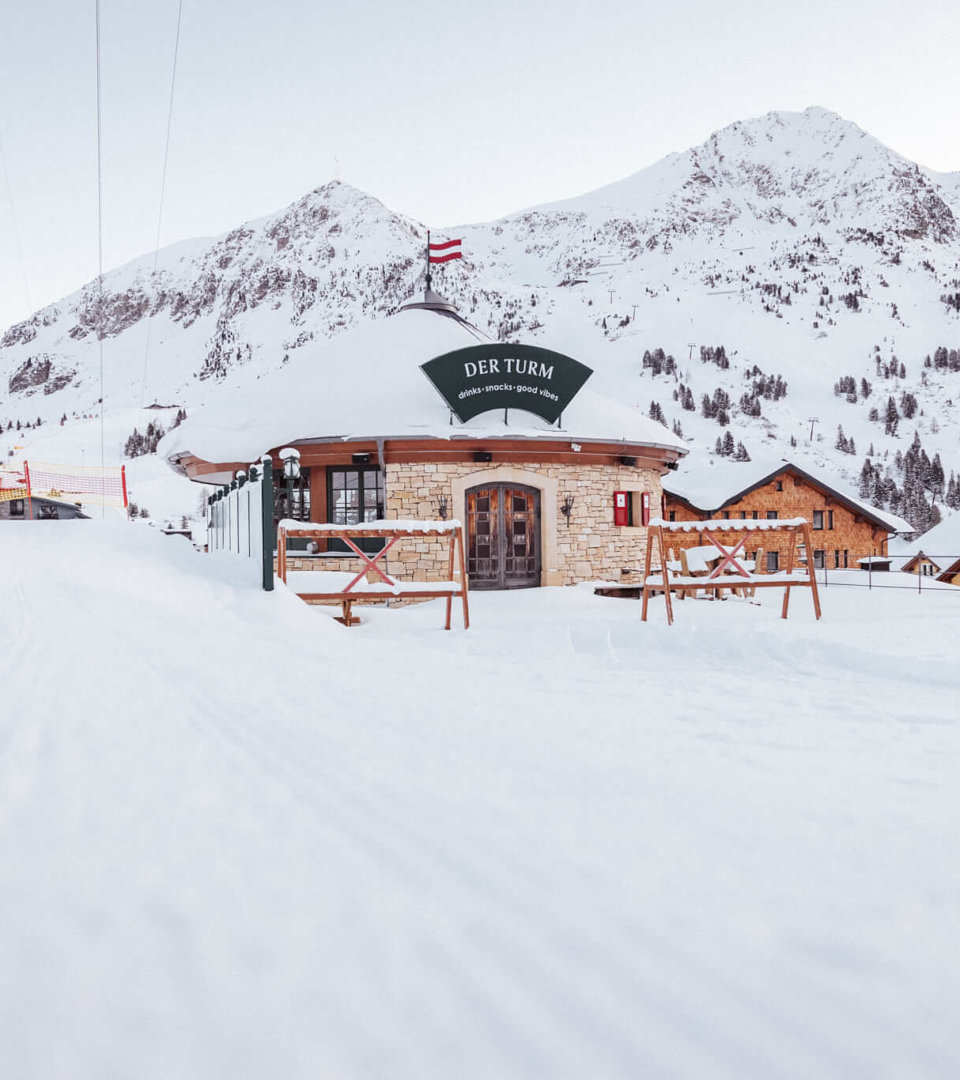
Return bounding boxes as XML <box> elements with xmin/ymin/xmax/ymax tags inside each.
<box><xmin>663</xmin><ymin>456</ymin><xmax>912</xmax><ymax>534</ymax></box>
<box><xmin>892</xmin><ymin>510</ymin><xmax>960</xmax><ymax>560</ymax></box>
<box><xmin>158</xmin><ymin>306</ymin><xmax>687</xmax><ymax>468</ymax></box>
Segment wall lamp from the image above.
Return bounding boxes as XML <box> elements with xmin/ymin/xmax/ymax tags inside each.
<box><xmin>561</xmin><ymin>494</ymin><xmax>575</xmax><ymax>526</ymax></box>
<box><xmin>473</xmin><ymin>451</ymin><xmax>493</xmax><ymax>463</ymax></box>
<box><xmin>620</xmin><ymin>455</ymin><xmax>638</xmax><ymax>467</ymax></box>
<box><xmin>436</xmin><ymin>496</ymin><xmax>449</xmax><ymax>520</ymax></box>
<box><xmin>279</xmin><ymin>447</ymin><xmax>301</xmax><ymax>481</ymax></box>
<box><xmin>352</xmin><ymin>452</ymin><xmax>371</xmax><ymax>465</ymax></box>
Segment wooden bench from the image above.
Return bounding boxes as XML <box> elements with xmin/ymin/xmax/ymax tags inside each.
<box><xmin>277</xmin><ymin>519</ymin><xmax>470</xmax><ymax>629</ymax></box>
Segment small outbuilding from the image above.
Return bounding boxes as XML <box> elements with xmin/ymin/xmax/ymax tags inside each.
<box><xmin>0</xmin><ymin>495</ymin><xmax>89</xmax><ymax>521</ymax></box>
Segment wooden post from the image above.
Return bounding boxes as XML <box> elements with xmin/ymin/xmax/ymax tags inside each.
<box><xmin>781</xmin><ymin>524</ymin><xmax>797</xmax><ymax>619</ymax></box>
<box><xmin>457</xmin><ymin>525</ymin><xmax>470</xmax><ymax>630</ymax></box>
<box><xmin>445</xmin><ymin>531</ymin><xmax>455</xmax><ymax>630</ymax></box>
<box><xmin>278</xmin><ymin>525</ymin><xmax>287</xmax><ymax>583</ymax></box>
<box><xmin>640</xmin><ymin>525</ymin><xmax>655</xmax><ymax>622</ymax></box>
<box><xmin>802</xmin><ymin>521</ymin><xmax>822</xmax><ymax>619</ymax></box>
<box><xmin>659</xmin><ymin>527</ymin><xmax>674</xmax><ymax>625</ymax></box>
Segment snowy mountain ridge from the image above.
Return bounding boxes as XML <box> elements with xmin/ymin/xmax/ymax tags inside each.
<box><xmin>2</xmin><ymin>106</ymin><xmax>960</xmax><ymax>530</ymax></box>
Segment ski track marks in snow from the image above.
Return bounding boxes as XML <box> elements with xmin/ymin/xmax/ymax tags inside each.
<box><xmin>1</xmin><ymin>524</ymin><xmax>959</xmax><ymax>1078</ymax></box>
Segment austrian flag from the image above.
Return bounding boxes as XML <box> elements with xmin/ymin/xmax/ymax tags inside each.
<box><xmin>428</xmin><ymin>238</ymin><xmax>462</xmax><ymax>263</ymax></box>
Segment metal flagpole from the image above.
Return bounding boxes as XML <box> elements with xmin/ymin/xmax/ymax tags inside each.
<box><xmin>426</xmin><ymin>229</ymin><xmax>432</xmax><ymax>290</ymax></box>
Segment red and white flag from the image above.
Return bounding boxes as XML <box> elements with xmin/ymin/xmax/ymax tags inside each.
<box><xmin>428</xmin><ymin>238</ymin><xmax>462</xmax><ymax>263</ymax></box>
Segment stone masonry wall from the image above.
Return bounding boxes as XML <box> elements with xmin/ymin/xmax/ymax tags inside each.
<box><xmin>280</xmin><ymin>460</ymin><xmax>664</xmax><ymax>590</ymax></box>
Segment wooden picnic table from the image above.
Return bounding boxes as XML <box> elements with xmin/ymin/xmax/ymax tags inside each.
<box><xmin>277</xmin><ymin>519</ymin><xmax>470</xmax><ymax>629</ymax></box>
<box><xmin>641</xmin><ymin>517</ymin><xmax>821</xmax><ymax>625</ymax></box>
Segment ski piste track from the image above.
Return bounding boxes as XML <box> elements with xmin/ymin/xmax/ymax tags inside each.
<box><xmin>0</xmin><ymin>521</ymin><xmax>958</xmax><ymax>1079</ymax></box>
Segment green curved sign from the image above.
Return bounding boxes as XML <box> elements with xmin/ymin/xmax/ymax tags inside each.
<box><xmin>421</xmin><ymin>344</ymin><xmax>593</xmax><ymax>424</ymax></box>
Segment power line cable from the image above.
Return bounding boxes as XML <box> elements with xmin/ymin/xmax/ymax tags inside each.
<box><xmin>139</xmin><ymin>0</ymin><xmax>184</xmax><ymax>412</ymax></box>
<box><xmin>96</xmin><ymin>0</ymin><xmax>106</xmax><ymax>516</ymax></box>
<box><xmin>0</xmin><ymin>125</ymin><xmax>32</xmax><ymax>318</ymax></box>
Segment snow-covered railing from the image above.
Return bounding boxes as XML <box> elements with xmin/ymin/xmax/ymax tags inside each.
<box><xmin>207</xmin><ymin>458</ymin><xmax>275</xmax><ymax>591</ymax></box>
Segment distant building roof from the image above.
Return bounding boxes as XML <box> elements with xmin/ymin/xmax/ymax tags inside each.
<box><xmin>663</xmin><ymin>457</ymin><xmax>912</xmax><ymax>534</ymax></box>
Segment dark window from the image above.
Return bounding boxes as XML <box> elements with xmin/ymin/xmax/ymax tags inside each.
<box><xmin>834</xmin><ymin>549</ymin><xmax>840</xmax><ymax>568</ymax></box>
<box><xmin>765</xmin><ymin>551</ymin><xmax>779</xmax><ymax>572</ymax></box>
<box><xmin>814</xmin><ymin>549</ymin><xmax>825</xmax><ymax>569</ymax></box>
<box><xmin>813</xmin><ymin>510</ymin><xmax>824</xmax><ymax>530</ymax></box>
<box><xmin>9</xmin><ymin>499</ymin><xmax>24</xmax><ymax>518</ymax></box>
<box><xmin>775</xmin><ymin>480</ymin><xmax>783</xmax><ymax>491</ymax></box>
<box><xmin>274</xmin><ymin>466</ymin><xmax>311</xmax><ymax>522</ymax></box>
<box><xmin>739</xmin><ymin>511</ymin><xmax>747</xmax><ymax>519</ymax></box>
<box><xmin>766</xmin><ymin>510</ymin><xmax>778</xmax><ymax>520</ymax></box>
<box><xmin>752</xmin><ymin>511</ymin><xmax>759</xmax><ymax>520</ymax></box>
<box><xmin>326</xmin><ymin>466</ymin><xmax>385</xmax><ymax>553</ymax></box>
<box><xmin>668</xmin><ymin>510</ymin><xmax>676</xmax><ymax>522</ymax></box>
<box><xmin>828</xmin><ymin>510</ymin><xmax>834</xmax><ymax>530</ymax></box>
<box><xmin>722</xmin><ymin>510</ymin><xmax>730</xmax><ymax>519</ymax></box>
<box><xmin>843</xmin><ymin>550</ymin><xmax>848</xmax><ymax>568</ymax></box>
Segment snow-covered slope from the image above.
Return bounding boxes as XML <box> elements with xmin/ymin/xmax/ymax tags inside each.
<box><xmin>2</xmin><ymin>106</ymin><xmax>959</xmax><ymax>532</ymax></box>
<box><xmin>2</xmin><ymin>520</ymin><xmax>959</xmax><ymax>1078</ymax></box>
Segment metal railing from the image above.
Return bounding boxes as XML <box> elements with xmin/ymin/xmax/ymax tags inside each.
<box><xmin>814</xmin><ymin>553</ymin><xmax>960</xmax><ymax>594</ymax></box>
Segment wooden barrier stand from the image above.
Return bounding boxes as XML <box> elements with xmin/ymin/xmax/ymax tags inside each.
<box><xmin>277</xmin><ymin>519</ymin><xmax>470</xmax><ymax>629</ymax></box>
<box><xmin>641</xmin><ymin>517</ymin><xmax>822</xmax><ymax>625</ymax></box>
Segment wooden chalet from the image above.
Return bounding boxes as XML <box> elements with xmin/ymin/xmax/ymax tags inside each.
<box><xmin>663</xmin><ymin>460</ymin><xmax>910</xmax><ymax>571</ymax></box>
<box><xmin>901</xmin><ymin>552</ymin><xmax>942</xmax><ymax>577</ymax></box>
<box><xmin>935</xmin><ymin>558</ymin><xmax>960</xmax><ymax>587</ymax></box>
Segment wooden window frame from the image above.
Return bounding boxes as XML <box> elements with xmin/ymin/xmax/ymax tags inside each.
<box><xmin>326</xmin><ymin>466</ymin><xmax>386</xmax><ymax>553</ymax></box>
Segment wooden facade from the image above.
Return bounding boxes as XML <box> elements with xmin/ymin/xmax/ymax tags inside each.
<box><xmin>901</xmin><ymin>553</ymin><xmax>942</xmax><ymax>577</ymax></box>
<box><xmin>664</xmin><ymin>464</ymin><xmax>901</xmax><ymax>571</ymax></box>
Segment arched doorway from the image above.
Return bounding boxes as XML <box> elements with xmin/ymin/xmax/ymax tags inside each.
<box><xmin>466</xmin><ymin>484</ymin><xmax>541</xmax><ymax>590</ymax></box>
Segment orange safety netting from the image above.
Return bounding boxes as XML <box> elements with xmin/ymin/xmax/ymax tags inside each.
<box><xmin>0</xmin><ymin>475</ymin><xmax>29</xmax><ymax>503</ymax></box>
<box><xmin>21</xmin><ymin>461</ymin><xmax>128</xmax><ymax>508</ymax></box>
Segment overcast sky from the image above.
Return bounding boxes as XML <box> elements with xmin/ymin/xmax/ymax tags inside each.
<box><xmin>0</xmin><ymin>0</ymin><xmax>958</xmax><ymax>329</ymax></box>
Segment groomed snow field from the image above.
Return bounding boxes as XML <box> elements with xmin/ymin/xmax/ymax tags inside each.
<box><xmin>1</xmin><ymin>520</ymin><xmax>958</xmax><ymax>1080</ymax></box>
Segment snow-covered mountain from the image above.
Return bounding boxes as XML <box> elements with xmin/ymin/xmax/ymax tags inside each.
<box><xmin>2</xmin><ymin>106</ymin><xmax>959</xmax><ymax>530</ymax></box>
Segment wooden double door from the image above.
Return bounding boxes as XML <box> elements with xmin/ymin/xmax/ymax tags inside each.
<box><xmin>466</xmin><ymin>484</ymin><xmax>541</xmax><ymax>590</ymax></box>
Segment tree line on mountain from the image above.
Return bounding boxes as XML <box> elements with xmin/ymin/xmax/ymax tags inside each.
<box><xmin>713</xmin><ymin>431</ymin><xmax>750</xmax><ymax>460</ymax></box>
<box><xmin>926</xmin><ymin>345</ymin><xmax>960</xmax><ymax>371</ymax></box>
<box><xmin>642</xmin><ymin>348</ymin><xmax>678</xmax><ymax>377</ymax></box>
<box><xmin>833</xmin><ymin>375</ymin><xmax>873</xmax><ymax>403</ymax></box>
<box><xmin>699</xmin><ymin>345</ymin><xmax>729</xmax><ymax>370</ymax></box>
<box><xmin>858</xmin><ymin>431</ymin><xmax>947</xmax><ymax>534</ymax></box>
<box><xmin>2</xmin><ymin>416</ymin><xmax>45</xmax><ymax>432</ymax></box>
<box><xmin>123</xmin><ymin>409</ymin><xmax>186</xmax><ymax>458</ymax></box>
